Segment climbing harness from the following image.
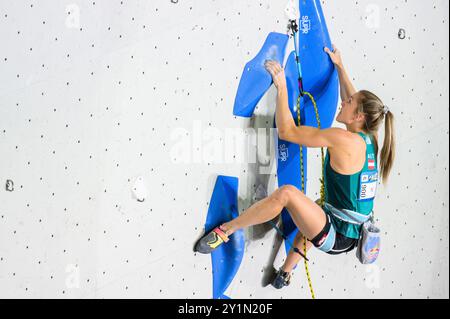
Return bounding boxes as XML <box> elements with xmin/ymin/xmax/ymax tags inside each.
<box><xmin>268</xmin><ymin>20</ymin><xmax>327</xmax><ymax>299</ymax></box>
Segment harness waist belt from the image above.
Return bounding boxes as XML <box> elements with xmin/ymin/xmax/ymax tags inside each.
<box><xmin>323</xmin><ymin>202</ymin><xmax>372</xmax><ymax>225</ymax></box>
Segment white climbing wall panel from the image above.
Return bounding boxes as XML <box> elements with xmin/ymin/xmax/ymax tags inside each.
<box><xmin>0</xmin><ymin>0</ymin><xmax>448</xmax><ymax>299</ymax></box>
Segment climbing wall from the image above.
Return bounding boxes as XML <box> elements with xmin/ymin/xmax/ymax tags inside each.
<box><xmin>0</xmin><ymin>0</ymin><xmax>448</xmax><ymax>299</ymax></box>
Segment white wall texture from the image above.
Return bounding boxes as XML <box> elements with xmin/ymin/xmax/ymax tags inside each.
<box><xmin>0</xmin><ymin>0</ymin><xmax>448</xmax><ymax>299</ymax></box>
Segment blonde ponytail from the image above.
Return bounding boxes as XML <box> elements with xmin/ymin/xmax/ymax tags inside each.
<box><xmin>380</xmin><ymin>110</ymin><xmax>395</xmax><ymax>183</ymax></box>
<box><xmin>357</xmin><ymin>90</ymin><xmax>396</xmax><ymax>184</ymax></box>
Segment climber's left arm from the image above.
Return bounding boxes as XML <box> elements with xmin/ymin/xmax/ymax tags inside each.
<box><xmin>265</xmin><ymin>59</ymin><xmax>350</xmax><ymax>149</ymax></box>
<box><xmin>279</xmin><ymin>123</ymin><xmax>351</xmax><ymax>149</ymax></box>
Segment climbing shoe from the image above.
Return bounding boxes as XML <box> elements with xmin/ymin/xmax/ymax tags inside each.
<box><xmin>271</xmin><ymin>267</ymin><xmax>291</xmax><ymax>289</ymax></box>
<box><xmin>194</xmin><ymin>225</ymin><xmax>229</xmax><ymax>254</ymax></box>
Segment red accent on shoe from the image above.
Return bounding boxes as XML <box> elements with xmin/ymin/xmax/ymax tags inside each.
<box><xmin>213</xmin><ymin>227</ymin><xmax>229</xmax><ymax>243</ymax></box>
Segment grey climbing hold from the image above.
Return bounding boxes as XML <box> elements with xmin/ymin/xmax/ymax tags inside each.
<box><xmin>253</xmin><ymin>184</ymin><xmax>268</xmax><ymax>202</ymax></box>
<box><xmin>398</xmin><ymin>28</ymin><xmax>406</xmax><ymax>40</ymax></box>
<box><xmin>5</xmin><ymin>179</ymin><xmax>14</xmax><ymax>192</ymax></box>
<box><xmin>132</xmin><ymin>176</ymin><xmax>148</xmax><ymax>202</ymax></box>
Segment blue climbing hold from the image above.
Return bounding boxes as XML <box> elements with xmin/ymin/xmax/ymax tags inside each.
<box><xmin>204</xmin><ymin>175</ymin><xmax>244</xmax><ymax>299</ymax></box>
<box><xmin>276</xmin><ymin>0</ymin><xmax>339</xmax><ymax>255</ymax></box>
<box><xmin>233</xmin><ymin>32</ymin><xmax>289</xmax><ymax>118</ymax></box>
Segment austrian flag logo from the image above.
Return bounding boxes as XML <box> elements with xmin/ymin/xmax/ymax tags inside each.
<box><xmin>368</xmin><ymin>159</ymin><xmax>375</xmax><ymax>170</ymax></box>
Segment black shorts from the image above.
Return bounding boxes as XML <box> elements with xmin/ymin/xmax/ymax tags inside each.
<box><xmin>309</xmin><ymin>214</ymin><xmax>358</xmax><ymax>255</ymax></box>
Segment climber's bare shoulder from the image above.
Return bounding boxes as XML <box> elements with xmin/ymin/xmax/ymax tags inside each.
<box><xmin>326</xmin><ymin>128</ymin><xmax>367</xmax><ymax>174</ymax></box>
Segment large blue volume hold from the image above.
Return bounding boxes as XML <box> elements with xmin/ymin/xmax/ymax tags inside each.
<box><xmin>233</xmin><ymin>32</ymin><xmax>289</xmax><ymax>117</ymax></box>
<box><xmin>204</xmin><ymin>175</ymin><xmax>244</xmax><ymax>299</ymax></box>
<box><xmin>276</xmin><ymin>0</ymin><xmax>339</xmax><ymax>255</ymax></box>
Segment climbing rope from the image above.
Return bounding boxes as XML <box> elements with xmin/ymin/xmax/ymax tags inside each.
<box><xmin>295</xmin><ymin>90</ymin><xmax>325</xmax><ymax>300</ymax></box>
<box><xmin>270</xmin><ymin>89</ymin><xmax>325</xmax><ymax>299</ymax></box>
<box><xmin>290</xmin><ymin>18</ymin><xmax>326</xmax><ymax>299</ymax></box>
<box><xmin>269</xmin><ymin>19</ymin><xmax>327</xmax><ymax>299</ymax></box>
<box><xmin>298</xmin><ymin>91</ymin><xmax>326</xmax><ymax>207</ymax></box>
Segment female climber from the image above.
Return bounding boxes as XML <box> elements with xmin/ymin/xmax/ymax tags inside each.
<box><xmin>194</xmin><ymin>44</ymin><xmax>395</xmax><ymax>289</ymax></box>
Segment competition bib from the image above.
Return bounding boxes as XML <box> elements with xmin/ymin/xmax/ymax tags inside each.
<box><xmin>359</xmin><ymin>171</ymin><xmax>378</xmax><ymax>201</ymax></box>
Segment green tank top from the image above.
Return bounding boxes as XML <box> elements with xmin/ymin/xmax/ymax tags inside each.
<box><xmin>323</xmin><ymin>132</ymin><xmax>378</xmax><ymax>239</ymax></box>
